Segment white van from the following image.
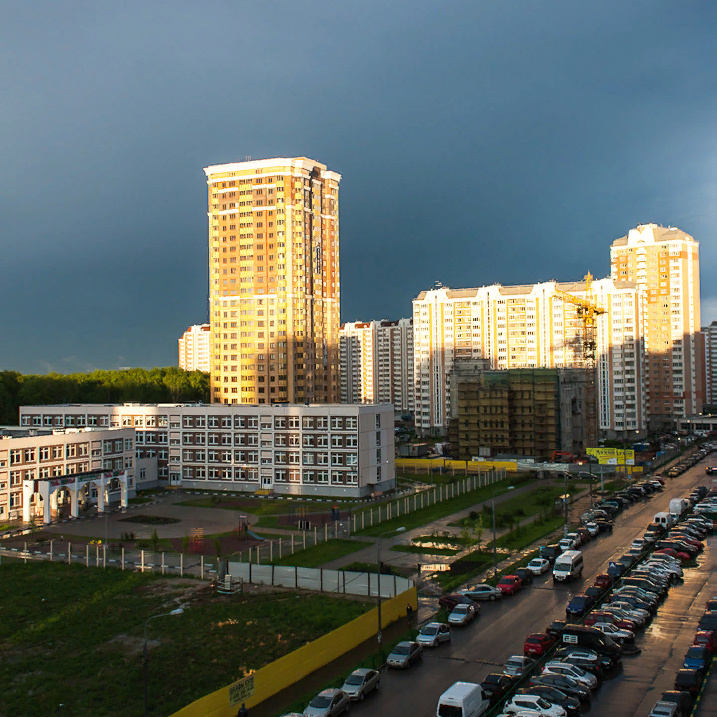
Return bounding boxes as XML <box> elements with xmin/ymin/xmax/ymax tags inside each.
<box><xmin>436</xmin><ymin>681</ymin><xmax>489</xmax><ymax>717</ymax></box>
<box><xmin>552</xmin><ymin>550</ymin><xmax>583</xmax><ymax>582</ymax></box>
<box><xmin>654</xmin><ymin>511</ymin><xmax>676</xmax><ymax>528</ymax></box>
<box><xmin>669</xmin><ymin>498</ymin><xmax>689</xmax><ymax>517</ymax></box>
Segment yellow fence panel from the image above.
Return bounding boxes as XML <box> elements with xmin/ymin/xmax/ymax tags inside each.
<box><xmin>171</xmin><ymin>588</ymin><xmax>417</xmax><ymax>717</ymax></box>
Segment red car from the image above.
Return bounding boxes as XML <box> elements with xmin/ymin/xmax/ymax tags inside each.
<box><xmin>693</xmin><ymin>630</ymin><xmax>715</xmax><ymax>653</ymax></box>
<box><xmin>523</xmin><ymin>632</ymin><xmax>556</xmax><ymax>657</ymax></box>
<box><xmin>670</xmin><ymin>534</ymin><xmax>703</xmax><ymax>550</ymax></box>
<box><xmin>497</xmin><ymin>575</ymin><xmax>522</xmax><ymax>596</ymax></box>
<box><xmin>594</xmin><ymin>574</ymin><xmax>613</xmax><ymax>589</ymax></box>
<box><xmin>655</xmin><ymin>547</ymin><xmax>690</xmax><ymax>562</ymax></box>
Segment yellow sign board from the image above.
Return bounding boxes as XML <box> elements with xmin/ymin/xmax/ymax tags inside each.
<box><xmin>586</xmin><ymin>447</ymin><xmax>635</xmax><ymax>466</ymax></box>
<box><xmin>228</xmin><ymin>673</ymin><xmax>255</xmax><ymax>706</ymax></box>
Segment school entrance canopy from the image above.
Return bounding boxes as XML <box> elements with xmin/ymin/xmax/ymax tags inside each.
<box><xmin>22</xmin><ymin>470</ymin><xmax>129</xmax><ymax>525</ymax></box>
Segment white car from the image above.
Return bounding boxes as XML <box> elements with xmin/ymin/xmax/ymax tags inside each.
<box><xmin>558</xmin><ymin>537</ymin><xmax>576</xmax><ymax>552</ymax></box>
<box><xmin>340</xmin><ymin>668</ymin><xmax>380</xmax><ymax>701</ymax></box>
<box><xmin>584</xmin><ymin>522</ymin><xmax>599</xmax><ymax>537</ymax></box>
<box><xmin>527</xmin><ymin>558</ymin><xmax>551</xmax><ymax>575</ymax></box>
<box><xmin>542</xmin><ymin>662</ymin><xmax>598</xmax><ymax>690</ymax></box>
<box><xmin>631</xmin><ymin>539</ymin><xmax>646</xmax><ymax>551</ymax></box>
<box><xmin>504</xmin><ymin>695</ymin><xmax>566</xmax><ymax>716</ymax></box>
<box><xmin>593</xmin><ymin>622</ymin><xmax>635</xmax><ymax>641</ymax></box>
<box><xmin>416</xmin><ymin>621</ymin><xmax>451</xmax><ymax>647</ymax></box>
<box><xmin>608</xmin><ymin>601</ymin><xmax>649</xmax><ymax>621</ymax></box>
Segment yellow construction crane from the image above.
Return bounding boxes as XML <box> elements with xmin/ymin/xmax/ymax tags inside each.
<box><xmin>555</xmin><ymin>272</ymin><xmax>606</xmax><ymax>448</ymax></box>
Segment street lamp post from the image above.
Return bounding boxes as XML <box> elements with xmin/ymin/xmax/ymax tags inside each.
<box><xmin>376</xmin><ymin>539</ymin><xmax>382</xmax><ymax>650</ymax></box>
<box><xmin>144</xmin><ymin>608</ymin><xmax>184</xmax><ymax>716</ymax></box>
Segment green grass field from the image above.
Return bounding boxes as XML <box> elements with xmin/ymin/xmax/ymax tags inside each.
<box><xmin>391</xmin><ymin>544</ymin><xmax>459</xmax><ymax>556</ymax></box>
<box><xmin>0</xmin><ymin>562</ymin><xmax>369</xmax><ymax>717</ymax></box>
<box><xmin>268</xmin><ymin>538</ymin><xmax>370</xmax><ymax>568</ymax></box>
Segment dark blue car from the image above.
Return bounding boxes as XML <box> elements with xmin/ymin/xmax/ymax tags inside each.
<box><xmin>683</xmin><ymin>646</ymin><xmax>710</xmax><ymax>670</ymax></box>
<box><xmin>566</xmin><ymin>594</ymin><xmax>594</xmax><ymax>617</ymax></box>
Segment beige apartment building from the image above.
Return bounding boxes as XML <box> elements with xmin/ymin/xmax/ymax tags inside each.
<box><xmin>0</xmin><ymin>426</ymin><xmax>140</xmax><ymax>523</ymax></box>
<box><xmin>203</xmin><ymin>157</ymin><xmax>341</xmax><ymax>405</ymax></box>
<box><xmin>339</xmin><ymin>319</ymin><xmax>414</xmax><ymax>413</ymax></box>
<box><xmin>178</xmin><ymin>323</ymin><xmax>211</xmax><ymax>373</ymax></box>
<box><xmin>611</xmin><ymin>224</ymin><xmax>704</xmax><ymax>426</ymax></box>
<box><xmin>19</xmin><ymin>404</ymin><xmax>395</xmax><ymax>498</ymax></box>
<box><xmin>413</xmin><ymin>279</ymin><xmax>644</xmax><ymax>437</ymax></box>
<box><xmin>704</xmin><ymin>320</ymin><xmax>717</xmax><ymax>405</ymax></box>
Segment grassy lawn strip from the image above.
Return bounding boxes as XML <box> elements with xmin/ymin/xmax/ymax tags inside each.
<box><xmin>0</xmin><ymin>562</ymin><xmax>368</xmax><ymax>717</ymax></box>
<box><xmin>177</xmin><ymin>495</ymin><xmax>349</xmax><ymax>515</ymax></box>
<box><xmin>412</xmin><ymin>533</ymin><xmax>475</xmax><ymax>547</ymax></box>
<box><xmin>391</xmin><ymin>544</ymin><xmax>459</xmax><ymax>556</ymax></box>
<box><xmin>355</xmin><ymin>476</ymin><xmax>531</xmax><ymax>537</ymax></box>
<box><xmin>491</xmin><ymin>515</ymin><xmax>565</xmax><ymax>551</ymax></box>
<box><xmin>435</xmin><ymin>548</ymin><xmax>510</xmax><ymax>592</ymax></box>
<box><xmin>269</xmin><ymin>539</ymin><xmax>370</xmax><ymax>568</ymax></box>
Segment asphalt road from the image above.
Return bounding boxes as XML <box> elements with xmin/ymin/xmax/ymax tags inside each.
<box><xmin>343</xmin><ymin>458</ymin><xmax>715</xmax><ymax>717</ymax></box>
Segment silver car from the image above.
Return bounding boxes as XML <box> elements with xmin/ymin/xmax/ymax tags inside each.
<box><xmin>448</xmin><ymin>603</ymin><xmax>478</xmax><ymax>626</ymax></box>
<box><xmin>460</xmin><ymin>584</ymin><xmax>503</xmax><ymax>601</ymax></box>
<box><xmin>503</xmin><ymin>655</ymin><xmax>536</xmax><ymax>677</ymax></box>
<box><xmin>386</xmin><ymin>640</ymin><xmax>423</xmax><ymax>669</ymax></box>
<box><xmin>340</xmin><ymin>668</ymin><xmax>380</xmax><ymax>701</ymax></box>
<box><xmin>416</xmin><ymin>621</ymin><xmax>451</xmax><ymax>647</ymax></box>
<box><xmin>303</xmin><ymin>688</ymin><xmax>350</xmax><ymax>717</ymax></box>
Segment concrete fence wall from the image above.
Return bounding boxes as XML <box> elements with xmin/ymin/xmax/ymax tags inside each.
<box><xmin>171</xmin><ymin>586</ymin><xmax>418</xmax><ymax>717</ymax></box>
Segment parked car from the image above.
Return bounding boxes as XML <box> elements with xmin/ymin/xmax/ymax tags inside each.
<box><xmin>481</xmin><ymin>673</ymin><xmax>517</xmax><ymax>702</ymax></box>
<box><xmin>504</xmin><ymin>655</ymin><xmax>536</xmax><ymax>677</ymax></box>
<box><xmin>584</xmin><ymin>522</ymin><xmax>600</xmax><ymax>537</ymax></box>
<box><xmin>517</xmin><ymin>686</ymin><xmax>580</xmax><ymax>717</ymax></box>
<box><xmin>554</xmin><ymin>646</ymin><xmax>617</xmax><ymax>671</ymax></box>
<box><xmin>673</xmin><ymin>668</ymin><xmax>704</xmax><ymax>696</ymax></box>
<box><xmin>439</xmin><ymin>593</ymin><xmax>478</xmax><ymax>610</ymax></box>
<box><xmin>529</xmin><ymin>674</ymin><xmax>591</xmax><ymax>704</ymax></box>
<box><xmin>524</xmin><ymin>632</ymin><xmax>556</xmax><ymax>657</ymax></box>
<box><xmin>594</xmin><ymin>573</ymin><xmax>613</xmax><ymax>589</ymax></box>
<box><xmin>692</xmin><ymin>630</ymin><xmax>715</xmax><ymax>653</ymax></box>
<box><xmin>448</xmin><ymin>602</ymin><xmax>478</xmax><ymax>626</ymax></box>
<box><xmin>303</xmin><ymin>688</ymin><xmax>350</xmax><ymax>717</ymax></box>
<box><xmin>683</xmin><ymin>646</ymin><xmax>710</xmax><ymax>671</ymax></box>
<box><xmin>460</xmin><ymin>584</ymin><xmax>503</xmax><ymax>601</ymax></box>
<box><xmin>416</xmin><ymin>622</ymin><xmax>451</xmax><ymax>647</ymax></box>
<box><xmin>515</xmin><ymin>568</ymin><xmax>535</xmax><ymax>586</ymax></box>
<box><xmin>503</xmin><ymin>694</ymin><xmax>567</xmax><ymax>716</ymax></box>
<box><xmin>648</xmin><ymin>701</ymin><xmax>680</xmax><ymax>717</ymax></box>
<box><xmin>541</xmin><ymin>662</ymin><xmax>598</xmax><ymax>690</ymax></box>
<box><xmin>539</xmin><ymin>545</ymin><xmax>563</xmax><ymax>563</ymax></box>
<box><xmin>497</xmin><ymin>575</ymin><xmax>523</xmax><ymax>596</ymax></box>
<box><xmin>659</xmin><ymin>690</ymin><xmax>694</xmax><ymax>716</ymax></box>
<box><xmin>545</xmin><ymin>620</ymin><xmax>567</xmax><ymax>638</ymax></box>
<box><xmin>340</xmin><ymin>668</ymin><xmax>380</xmax><ymax>701</ymax></box>
<box><xmin>566</xmin><ymin>594</ymin><xmax>594</xmax><ymax>618</ymax></box>
<box><xmin>386</xmin><ymin>641</ymin><xmax>423</xmax><ymax>669</ymax></box>
<box><xmin>527</xmin><ymin>558</ymin><xmax>551</xmax><ymax>575</ymax></box>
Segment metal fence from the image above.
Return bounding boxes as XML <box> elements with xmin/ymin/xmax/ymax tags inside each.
<box><xmin>227</xmin><ymin>560</ymin><xmax>413</xmax><ymax>598</ymax></box>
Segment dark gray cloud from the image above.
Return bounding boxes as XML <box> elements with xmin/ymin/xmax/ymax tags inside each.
<box><xmin>1</xmin><ymin>0</ymin><xmax>715</xmax><ymax>372</ymax></box>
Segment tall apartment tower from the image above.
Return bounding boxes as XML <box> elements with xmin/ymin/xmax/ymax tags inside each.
<box><xmin>339</xmin><ymin>319</ymin><xmax>414</xmax><ymax>413</ymax></box>
<box><xmin>204</xmin><ymin>158</ymin><xmax>341</xmax><ymax>405</ymax></box>
<box><xmin>704</xmin><ymin>320</ymin><xmax>717</xmax><ymax>405</ymax></box>
<box><xmin>178</xmin><ymin>324</ymin><xmax>211</xmax><ymax>373</ymax></box>
<box><xmin>610</xmin><ymin>224</ymin><xmax>703</xmax><ymax>425</ymax></box>
<box><xmin>412</xmin><ymin>279</ymin><xmax>644</xmax><ymax>436</ymax></box>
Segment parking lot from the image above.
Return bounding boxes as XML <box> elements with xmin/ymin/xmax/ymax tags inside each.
<box><xmin>286</xmin><ymin>455</ymin><xmax>715</xmax><ymax>717</ymax></box>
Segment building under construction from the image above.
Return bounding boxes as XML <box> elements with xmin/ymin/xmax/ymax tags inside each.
<box><xmin>447</xmin><ymin>362</ymin><xmax>588</xmax><ymax>461</ymax></box>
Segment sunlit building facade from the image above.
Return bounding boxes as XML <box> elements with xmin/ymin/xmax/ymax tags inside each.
<box><xmin>178</xmin><ymin>324</ymin><xmax>211</xmax><ymax>373</ymax></box>
<box><xmin>204</xmin><ymin>157</ymin><xmax>341</xmax><ymax>405</ymax></box>
<box><xmin>412</xmin><ymin>279</ymin><xmax>644</xmax><ymax>436</ymax></box>
<box><xmin>610</xmin><ymin>224</ymin><xmax>703</xmax><ymax>425</ymax></box>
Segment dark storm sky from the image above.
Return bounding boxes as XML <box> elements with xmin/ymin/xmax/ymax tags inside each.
<box><xmin>1</xmin><ymin>1</ymin><xmax>715</xmax><ymax>373</ymax></box>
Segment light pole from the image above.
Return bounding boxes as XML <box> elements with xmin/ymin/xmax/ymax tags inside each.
<box><xmin>144</xmin><ymin>608</ymin><xmax>184</xmax><ymax>716</ymax></box>
<box><xmin>376</xmin><ymin>539</ymin><xmax>383</xmax><ymax>651</ymax></box>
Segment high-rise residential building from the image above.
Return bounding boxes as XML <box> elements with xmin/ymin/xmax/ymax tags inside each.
<box><xmin>203</xmin><ymin>157</ymin><xmax>341</xmax><ymax>405</ymax></box>
<box><xmin>610</xmin><ymin>224</ymin><xmax>704</xmax><ymax>426</ymax></box>
<box><xmin>178</xmin><ymin>324</ymin><xmax>211</xmax><ymax>373</ymax></box>
<box><xmin>703</xmin><ymin>320</ymin><xmax>717</xmax><ymax>406</ymax></box>
<box><xmin>412</xmin><ymin>279</ymin><xmax>644</xmax><ymax>436</ymax></box>
<box><xmin>339</xmin><ymin>319</ymin><xmax>414</xmax><ymax>413</ymax></box>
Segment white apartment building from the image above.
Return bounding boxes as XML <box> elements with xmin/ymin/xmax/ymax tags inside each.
<box><xmin>412</xmin><ymin>279</ymin><xmax>644</xmax><ymax>436</ymax></box>
<box><xmin>611</xmin><ymin>224</ymin><xmax>703</xmax><ymax>424</ymax></box>
<box><xmin>704</xmin><ymin>320</ymin><xmax>717</xmax><ymax>405</ymax></box>
<box><xmin>0</xmin><ymin>426</ymin><xmax>140</xmax><ymax>523</ymax></box>
<box><xmin>339</xmin><ymin>319</ymin><xmax>414</xmax><ymax>413</ymax></box>
<box><xmin>19</xmin><ymin>404</ymin><xmax>395</xmax><ymax>498</ymax></box>
<box><xmin>178</xmin><ymin>324</ymin><xmax>211</xmax><ymax>373</ymax></box>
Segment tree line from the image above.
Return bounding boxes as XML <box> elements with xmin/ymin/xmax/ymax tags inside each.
<box><xmin>0</xmin><ymin>368</ymin><xmax>210</xmax><ymax>425</ymax></box>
